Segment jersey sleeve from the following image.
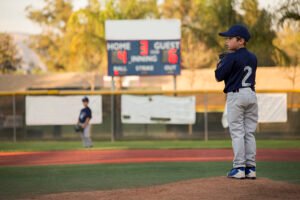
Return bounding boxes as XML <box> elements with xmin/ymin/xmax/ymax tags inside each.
<box><xmin>215</xmin><ymin>54</ymin><xmax>234</xmax><ymax>82</ymax></box>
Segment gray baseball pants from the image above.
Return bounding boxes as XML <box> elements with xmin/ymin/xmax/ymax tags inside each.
<box><xmin>227</xmin><ymin>88</ymin><xmax>258</xmax><ymax>168</ymax></box>
<box><xmin>80</xmin><ymin>124</ymin><xmax>93</xmax><ymax>147</ymax></box>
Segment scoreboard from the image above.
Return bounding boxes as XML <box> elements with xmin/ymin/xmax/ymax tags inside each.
<box><xmin>107</xmin><ymin>40</ymin><xmax>180</xmax><ymax>76</ymax></box>
<box><xmin>106</xmin><ymin>20</ymin><xmax>181</xmax><ymax>76</ymax></box>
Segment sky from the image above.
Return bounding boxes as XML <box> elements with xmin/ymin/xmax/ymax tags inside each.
<box><xmin>0</xmin><ymin>0</ymin><xmax>283</xmax><ymax>35</ymax></box>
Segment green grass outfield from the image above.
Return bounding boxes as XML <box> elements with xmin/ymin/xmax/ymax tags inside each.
<box><xmin>0</xmin><ymin>140</ymin><xmax>300</xmax><ymax>152</ymax></box>
<box><xmin>0</xmin><ymin>161</ymin><xmax>300</xmax><ymax>200</ymax></box>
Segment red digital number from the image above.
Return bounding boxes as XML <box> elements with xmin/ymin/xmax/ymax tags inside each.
<box><xmin>168</xmin><ymin>48</ymin><xmax>178</xmax><ymax>64</ymax></box>
<box><xmin>114</xmin><ymin>70</ymin><xmax>119</xmax><ymax>76</ymax></box>
<box><xmin>140</xmin><ymin>40</ymin><xmax>149</xmax><ymax>56</ymax></box>
<box><xmin>117</xmin><ymin>50</ymin><xmax>127</xmax><ymax>64</ymax></box>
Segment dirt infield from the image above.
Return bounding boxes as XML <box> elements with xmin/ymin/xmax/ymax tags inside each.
<box><xmin>20</xmin><ymin>177</ymin><xmax>300</xmax><ymax>200</ymax></box>
<box><xmin>1</xmin><ymin>149</ymin><xmax>300</xmax><ymax>166</ymax></box>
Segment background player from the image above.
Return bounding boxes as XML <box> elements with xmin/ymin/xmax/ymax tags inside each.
<box><xmin>215</xmin><ymin>24</ymin><xmax>258</xmax><ymax>179</ymax></box>
<box><xmin>77</xmin><ymin>96</ymin><xmax>93</xmax><ymax>148</ymax></box>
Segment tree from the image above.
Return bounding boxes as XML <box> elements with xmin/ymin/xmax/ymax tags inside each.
<box><xmin>161</xmin><ymin>0</ymin><xmax>289</xmax><ymax>67</ymax></box>
<box><xmin>161</xmin><ymin>0</ymin><xmax>241</xmax><ymax>70</ymax></box>
<box><xmin>274</xmin><ymin>2</ymin><xmax>300</xmax><ymax>110</ymax></box>
<box><xmin>278</xmin><ymin>0</ymin><xmax>300</xmax><ymax>25</ymax></box>
<box><xmin>114</xmin><ymin>0</ymin><xmax>159</xmax><ymax>19</ymax></box>
<box><xmin>240</xmin><ymin>0</ymin><xmax>282</xmax><ymax>66</ymax></box>
<box><xmin>26</xmin><ymin>0</ymin><xmax>73</xmax><ymax>71</ymax></box>
<box><xmin>0</xmin><ymin>33</ymin><xmax>22</xmax><ymax>73</ymax></box>
<box><xmin>27</xmin><ymin>0</ymin><xmax>158</xmax><ymax>73</ymax></box>
<box><xmin>28</xmin><ymin>0</ymin><xmax>291</xmax><ymax>73</ymax></box>
<box><xmin>275</xmin><ymin>0</ymin><xmax>300</xmax><ymax>65</ymax></box>
<box><xmin>64</xmin><ymin>0</ymin><xmax>158</xmax><ymax>73</ymax></box>
<box><xmin>63</xmin><ymin>0</ymin><xmax>105</xmax><ymax>72</ymax></box>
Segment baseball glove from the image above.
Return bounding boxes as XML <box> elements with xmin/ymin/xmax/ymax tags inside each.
<box><xmin>218</xmin><ymin>52</ymin><xmax>228</xmax><ymax>59</ymax></box>
<box><xmin>74</xmin><ymin>124</ymin><xmax>84</xmax><ymax>133</ymax></box>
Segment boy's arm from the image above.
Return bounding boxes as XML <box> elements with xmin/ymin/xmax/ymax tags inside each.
<box><xmin>215</xmin><ymin>54</ymin><xmax>234</xmax><ymax>82</ymax></box>
<box><xmin>77</xmin><ymin>110</ymin><xmax>81</xmax><ymax>125</ymax></box>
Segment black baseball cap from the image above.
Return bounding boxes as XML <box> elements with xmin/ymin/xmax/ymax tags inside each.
<box><xmin>219</xmin><ymin>24</ymin><xmax>251</xmax><ymax>42</ymax></box>
<box><xmin>82</xmin><ymin>96</ymin><xmax>89</xmax><ymax>102</ymax></box>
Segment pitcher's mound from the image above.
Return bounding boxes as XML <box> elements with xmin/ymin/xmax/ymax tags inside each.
<box><xmin>22</xmin><ymin>177</ymin><xmax>300</xmax><ymax>200</ymax></box>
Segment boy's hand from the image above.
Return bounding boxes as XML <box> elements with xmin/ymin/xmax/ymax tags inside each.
<box><xmin>217</xmin><ymin>52</ymin><xmax>228</xmax><ymax>69</ymax></box>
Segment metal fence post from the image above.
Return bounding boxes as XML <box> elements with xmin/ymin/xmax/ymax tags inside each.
<box><xmin>110</xmin><ymin>76</ymin><xmax>115</xmax><ymax>142</ymax></box>
<box><xmin>204</xmin><ymin>93</ymin><xmax>208</xmax><ymax>141</ymax></box>
<box><xmin>12</xmin><ymin>95</ymin><xmax>16</xmax><ymax>143</ymax></box>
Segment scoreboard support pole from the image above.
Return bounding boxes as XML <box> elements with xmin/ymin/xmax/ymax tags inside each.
<box><xmin>110</xmin><ymin>76</ymin><xmax>116</xmax><ymax>142</ymax></box>
<box><xmin>173</xmin><ymin>75</ymin><xmax>177</xmax><ymax>92</ymax></box>
<box><xmin>204</xmin><ymin>94</ymin><xmax>208</xmax><ymax>141</ymax></box>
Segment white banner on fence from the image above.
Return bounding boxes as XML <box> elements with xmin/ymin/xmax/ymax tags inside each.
<box><xmin>26</xmin><ymin>96</ymin><xmax>102</xmax><ymax>125</ymax></box>
<box><xmin>257</xmin><ymin>93</ymin><xmax>287</xmax><ymax>123</ymax></box>
<box><xmin>121</xmin><ymin>95</ymin><xmax>196</xmax><ymax>124</ymax></box>
<box><xmin>222</xmin><ymin>93</ymin><xmax>287</xmax><ymax>128</ymax></box>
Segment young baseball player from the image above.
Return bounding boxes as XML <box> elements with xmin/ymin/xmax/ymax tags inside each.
<box><xmin>215</xmin><ymin>24</ymin><xmax>258</xmax><ymax>179</ymax></box>
<box><xmin>77</xmin><ymin>96</ymin><xmax>93</xmax><ymax>148</ymax></box>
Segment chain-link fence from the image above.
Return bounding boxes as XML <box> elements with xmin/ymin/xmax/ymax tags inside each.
<box><xmin>0</xmin><ymin>90</ymin><xmax>300</xmax><ymax>142</ymax></box>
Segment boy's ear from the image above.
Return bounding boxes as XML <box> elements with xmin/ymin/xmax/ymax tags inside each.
<box><xmin>237</xmin><ymin>38</ymin><xmax>246</xmax><ymax>46</ymax></box>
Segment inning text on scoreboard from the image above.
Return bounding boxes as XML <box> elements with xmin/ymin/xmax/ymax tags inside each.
<box><xmin>107</xmin><ymin>40</ymin><xmax>181</xmax><ymax>76</ymax></box>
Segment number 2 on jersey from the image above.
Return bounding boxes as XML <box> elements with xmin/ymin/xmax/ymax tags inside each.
<box><xmin>242</xmin><ymin>66</ymin><xmax>252</xmax><ymax>87</ymax></box>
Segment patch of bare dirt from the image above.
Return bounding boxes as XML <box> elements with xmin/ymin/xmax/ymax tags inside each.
<box><xmin>21</xmin><ymin>177</ymin><xmax>300</xmax><ymax>200</ymax></box>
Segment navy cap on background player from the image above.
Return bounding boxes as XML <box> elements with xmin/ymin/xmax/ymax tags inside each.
<box><xmin>82</xmin><ymin>96</ymin><xmax>89</xmax><ymax>102</ymax></box>
<box><xmin>219</xmin><ymin>24</ymin><xmax>251</xmax><ymax>42</ymax></box>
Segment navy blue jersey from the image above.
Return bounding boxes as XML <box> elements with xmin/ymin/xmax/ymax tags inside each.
<box><xmin>79</xmin><ymin>107</ymin><xmax>92</xmax><ymax>123</ymax></box>
<box><xmin>215</xmin><ymin>48</ymin><xmax>257</xmax><ymax>93</ymax></box>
